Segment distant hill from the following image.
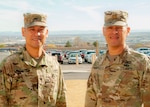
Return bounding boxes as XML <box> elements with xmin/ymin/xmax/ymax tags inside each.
<box><xmin>0</xmin><ymin>30</ymin><xmax>149</xmax><ymax>36</ymax></box>
<box><xmin>0</xmin><ymin>32</ymin><xmax>21</xmax><ymax>36</ymax></box>
<box><xmin>0</xmin><ymin>30</ymin><xmax>150</xmax><ymax>47</ymax></box>
<box><xmin>0</xmin><ymin>30</ymin><xmax>101</xmax><ymax>36</ymax></box>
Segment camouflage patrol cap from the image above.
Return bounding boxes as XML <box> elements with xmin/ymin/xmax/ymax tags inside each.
<box><xmin>104</xmin><ymin>10</ymin><xmax>128</xmax><ymax>27</ymax></box>
<box><xmin>23</xmin><ymin>13</ymin><xmax>47</xmax><ymax>28</ymax></box>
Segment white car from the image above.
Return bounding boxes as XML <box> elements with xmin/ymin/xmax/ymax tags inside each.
<box><xmin>68</xmin><ymin>53</ymin><xmax>83</xmax><ymax>64</ymax></box>
<box><xmin>66</xmin><ymin>51</ymin><xmax>80</xmax><ymax>59</ymax></box>
<box><xmin>87</xmin><ymin>53</ymin><xmax>97</xmax><ymax>63</ymax></box>
<box><xmin>84</xmin><ymin>50</ymin><xmax>96</xmax><ymax>62</ymax></box>
<box><xmin>136</xmin><ymin>47</ymin><xmax>150</xmax><ymax>54</ymax></box>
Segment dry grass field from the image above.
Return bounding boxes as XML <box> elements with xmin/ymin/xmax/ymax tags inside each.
<box><xmin>65</xmin><ymin>80</ymin><xmax>87</xmax><ymax>107</ymax></box>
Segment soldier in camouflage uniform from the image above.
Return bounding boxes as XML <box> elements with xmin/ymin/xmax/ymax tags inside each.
<box><xmin>0</xmin><ymin>13</ymin><xmax>67</xmax><ymax>107</ymax></box>
<box><xmin>85</xmin><ymin>10</ymin><xmax>150</xmax><ymax>107</ymax></box>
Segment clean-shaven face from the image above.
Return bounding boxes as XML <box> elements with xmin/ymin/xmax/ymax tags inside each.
<box><xmin>103</xmin><ymin>26</ymin><xmax>130</xmax><ymax>48</ymax></box>
<box><xmin>22</xmin><ymin>26</ymin><xmax>48</xmax><ymax>49</ymax></box>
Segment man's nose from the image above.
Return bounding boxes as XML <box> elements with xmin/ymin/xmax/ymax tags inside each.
<box><xmin>112</xmin><ymin>29</ymin><xmax>118</xmax><ymax>34</ymax></box>
<box><xmin>34</xmin><ymin>31</ymin><xmax>41</xmax><ymax>36</ymax></box>
<box><xmin>37</xmin><ymin>32</ymin><xmax>41</xmax><ymax>36</ymax></box>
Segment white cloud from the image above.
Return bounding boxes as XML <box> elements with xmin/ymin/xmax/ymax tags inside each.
<box><xmin>129</xmin><ymin>15</ymin><xmax>150</xmax><ymax>30</ymax></box>
<box><xmin>0</xmin><ymin>1</ymin><xmax>27</xmax><ymax>11</ymax></box>
<box><xmin>45</xmin><ymin>0</ymin><xmax>55</xmax><ymax>5</ymax></box>
<box><xmin>73</xmin><ymin>5</ymin><xmax>102</xmax><ymax>21</ymax></box>
<box><xmin>134</xmin><ymin>2</ymin><xmax>150</xmax><ymax>8</ymax></box>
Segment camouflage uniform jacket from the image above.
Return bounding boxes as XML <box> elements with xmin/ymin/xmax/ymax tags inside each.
<box><xmin>85</xmin><ymin>47</ymin><xmax>150</xmax><ymax>107</ymax></box>
<box><xmin>0</xmin><ymin>47</ymin><xmax>67</xmax><ymax>107</ymax></box>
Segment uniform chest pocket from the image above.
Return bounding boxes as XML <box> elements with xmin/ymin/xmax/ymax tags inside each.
<box><xmin>103</xmin><ymin>64</ymin><xmax>140</xmax><ymax>95</ymax></box>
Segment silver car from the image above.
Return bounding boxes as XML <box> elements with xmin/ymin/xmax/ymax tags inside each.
<box><xmin>68</xmin><ymin>53</ymin><xmax>83</xmax><ymax>64</ymax></box>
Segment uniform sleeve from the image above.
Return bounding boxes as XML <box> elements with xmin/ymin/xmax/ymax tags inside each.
<box><xmin>141</xmin><ymin>58</ymin><xmax>150</xmax><ymax>107</ymax></box>
<box><xmin>56</xmin><ymin>66</ymin><xmax>67</xmax><ymax>107</ymax></box>
<box><xmin>85</xmin><ymin>70</ymin><xmax>97</xmax><ymax>107</ymax></box>
<box><xmin>0</xmin><ymin>67</ymin><xmax>6</xmax><ymax>106</ymax></box>
<box><xmin>0</xmin><ymin>62</ymin><xmax>12</xmax><ymax>107</ymax></box>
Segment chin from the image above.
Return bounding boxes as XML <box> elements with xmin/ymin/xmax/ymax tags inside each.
<box><xmin>109</xmin><ymin>44</ymin><xmax>120</xmax><ymax>47</ymax></box>
<box><xmin>32</xmin><ymin>44</ymin><xmax>42</xmax><ymax>48</ymax></box>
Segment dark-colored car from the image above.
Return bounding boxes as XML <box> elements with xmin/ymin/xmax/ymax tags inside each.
<box><xmin>79</xmin><ymin>49</ymin><xmax>87</xmax><ymax>58</ymax></box>
<box><xmin>51</xmin><ymin>52</ymin><xmax>64</xmax><ymax>64</ymax></box>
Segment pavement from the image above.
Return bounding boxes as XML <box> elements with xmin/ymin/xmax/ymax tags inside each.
<box><xmin>61</xmin><ymin>63</ymin><xmax>92</xmax><ymax>80</ymax></box>
<box><xmin>63</xmin><ymin>72</ymin><xmax>90</xmax><ymax>80</ymax></box>
<box><xmin>62</xmin><ymin>69</ymin><xmax>90</xmax><ymax>72</ymax></box>
<box><xmin>61</xmin><ymin>60</ymin><xmax>92</xmax><ymax>72</ymax></box>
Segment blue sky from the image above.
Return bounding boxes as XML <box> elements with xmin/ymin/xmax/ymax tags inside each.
<box><xmin>0</xmin><ymin>0</ymin><xmax>150</xmax><ymax>32</ymax></box>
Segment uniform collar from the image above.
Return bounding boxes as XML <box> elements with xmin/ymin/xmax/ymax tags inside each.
<box><xmin>104</xmin><ymin>46</ymin><xmax>130</xmax><ymax>63</ymax></box>
<box><xmin>106</xmin><ymin>45</ymin><xmax>129</xmax><ymax>57</ymax></box>
<box><xmin>20</xmin><ymin>47</ymin><xmax>49</xmax><ymax>67</ymax></box>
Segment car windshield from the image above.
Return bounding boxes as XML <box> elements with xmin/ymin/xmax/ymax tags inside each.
<box><xmin>70</xmin><ymin>54</ymin><xmax>80</xmax><ymax>57</ymax></box>
<box><xmin>87</xmin><ymin>51</ymin><xmax>95</xmax><ymax>54</ymax></box>
<box><xmin>52</xmin><ymin>53</ymin><xmax>60</xmax><ymax>56</ymax></box>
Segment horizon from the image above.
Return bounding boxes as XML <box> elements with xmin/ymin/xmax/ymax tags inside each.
<box><xmin>0</xmin><ymin>30</ymin><xmax>150</xmax><ymax>38</ymax></box>
<box><xmin>0</xmin><ymin>28</ymin><xmax>150</xmax><ymax>33</ymax></box>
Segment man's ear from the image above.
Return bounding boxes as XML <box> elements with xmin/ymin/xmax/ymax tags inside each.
<box><xmin>45</xmin><ymin>29</ymin><xmax>48</xmax><ymax>38</ymax></box>
<box><xmin>102</xmin><ymin>27</ymin><xmax>106</xmax><ymax>37</ymax></box>
<box><xmin>22</xmin><ymin>27</ymin><xmax>26</xmax><ymax>37</ymax></box>
<box><xmin>127</xmin><ymin>27</ymin><xmax>130</xmax><ymax>36</ymax></box>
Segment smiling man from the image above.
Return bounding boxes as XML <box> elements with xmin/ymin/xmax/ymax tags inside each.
<box><xmin>0</xmin><ymin>13</ymin><xmax>67</xmax><ymax>107</ymax></box>
<box><xmin>85</xmin><ymin>10</ymin><xmax>150</xmax><ymax>107</ymax></box>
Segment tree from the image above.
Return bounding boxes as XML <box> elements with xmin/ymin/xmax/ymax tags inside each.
<box><xmin>87</xmin><ymin>42</ymin><xmax>90</xmax><ymax>46</ymax></box>
<box><xmin>73</xmin><ymin>36</ymin><xmax>89</xmax><ymax>47</ymax></box>
<box><xmin>93</xmin><ymin>41</ymin><xmax>98</xmax><ymax>47</ymax></box>
<box><xmin>93</xmin><ymin>41</ymin><xmax>99</xmax><ymax>56</ymax></box>
<box><xmin>65</xmin><ymin>41</ymin><xmax>72</xmax><ymax>47</ymax></box>
<box><xmin>0</xmin><ymin>44</ymin><xmax>6</xmax><ymax>48</ymax></box>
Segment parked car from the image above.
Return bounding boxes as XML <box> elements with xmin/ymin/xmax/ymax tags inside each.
<box><xmin>87</xmin><ymin>53</ymin><xmax>97</xmax><ymax>63</ymax></box>
<box><xmin>79</xmin><ymin>49</ymin><xmax>87</xmax><ymax>58</ymax></box>
<box><xmin>51</xmin><ymin>52</ymin><xmax>64</xmax><ymax>64</ymax></box>
<box><xmin>68</xmin><ymin>53</ymin><xmax>83</xmax><ymax>64</ymax></box>
<box><xmin>136</xmin><ymin>47</ymin><xmax>150</xmax><ymax>54</ymax></box>
<box><xmin>63</xmin><ymin>50</ymin><xmax>70</xmax><ymax>58</ymax></box>
<box><xmin>84</xmin><ymin>50</ymin><xmax>96</xmax><ymax>62</ymax></box>
<box><xmin>66</xmin><ymin>51</ymin><xmax>80</xmax><ymax>59</ymax></box>
<box><xmin>99</xmin><ymin>49</ymin><xmax>106</xmax><ymax>55</ymax></box>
